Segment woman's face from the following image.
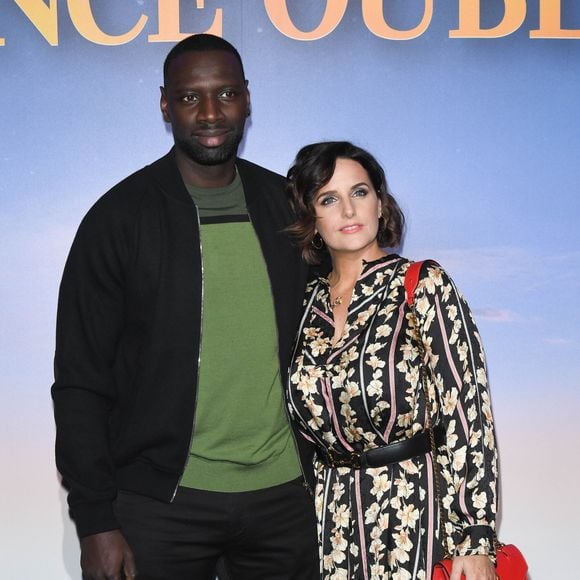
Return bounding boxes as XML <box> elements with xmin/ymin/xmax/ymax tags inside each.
<box><xmin>313</xmin><ymin>158</ymin><xmax>382</xmax><ymax>260</ymax></box>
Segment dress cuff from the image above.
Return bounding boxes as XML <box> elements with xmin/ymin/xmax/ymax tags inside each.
<box><xmin>453</xmin><ymin>524</ymin><xmax>496</xmax><ymax>562</ymax></box>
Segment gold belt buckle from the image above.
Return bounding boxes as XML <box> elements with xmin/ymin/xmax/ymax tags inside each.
<box><xmin>328</xmin><ymin>449</ymin><xmax>362</xmax><ymax>469</ymax></box>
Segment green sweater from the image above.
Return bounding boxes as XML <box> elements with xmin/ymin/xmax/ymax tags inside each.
<box><xmin>180</xmin><ymin>176</ymin><xmax>300</xmax><ymax>491</ymax></box>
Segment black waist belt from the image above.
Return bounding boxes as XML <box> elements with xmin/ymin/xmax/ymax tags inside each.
<box><xmin>318</xmin><ymin>425</ymin><xmax>445</xmax><ymax>470</ymax></box>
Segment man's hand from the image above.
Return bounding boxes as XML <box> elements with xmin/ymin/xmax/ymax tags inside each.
<box><xmin>80</xmin><ymin>529</ymin><xmax>137</xmax><ymax>580</ymax></box>
<box><xmin>450</xmin><ymin>554</ymin><xmax>497</xmax><ymax>580</ymax></box>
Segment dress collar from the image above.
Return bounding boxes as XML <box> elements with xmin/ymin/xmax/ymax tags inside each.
<box><xmin>320</xmin><ymin>253</ymin><xmax>400</xmax><ymax>287</ymax></box>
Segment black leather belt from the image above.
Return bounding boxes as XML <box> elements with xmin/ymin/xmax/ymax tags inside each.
<box><xmin>318</xmin><ymin>425</ymin><xmax>445</xmax><ymax>470</ymax></box>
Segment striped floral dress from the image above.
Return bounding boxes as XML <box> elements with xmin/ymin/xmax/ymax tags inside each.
<box><xmin>287</xmin><ymin>255</ymin><xmax>498</xmax><ymax>580</ymax></box>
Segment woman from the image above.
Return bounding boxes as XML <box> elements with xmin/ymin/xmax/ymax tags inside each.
<box><xmin>285</xmin><ymin>142</ymin><xmax>498</xmax><ymax>580</ymax></box>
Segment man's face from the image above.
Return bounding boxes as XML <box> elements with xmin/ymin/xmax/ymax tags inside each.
<box><xmin>161</xmin><ymin>50</ymin><xmax>250</xmax><ymax>166</ymax></box>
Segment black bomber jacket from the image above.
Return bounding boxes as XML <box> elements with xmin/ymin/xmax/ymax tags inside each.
<box><xmin>52</xmin><ymin>149</ymin><xmax>313</xmax><ymax>538</ymax></box>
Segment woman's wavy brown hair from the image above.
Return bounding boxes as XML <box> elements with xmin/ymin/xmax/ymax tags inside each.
<box><xmin>286</xmin><ymin>141</ymin><xmax>405</xmax><ymax>265</ymax></box>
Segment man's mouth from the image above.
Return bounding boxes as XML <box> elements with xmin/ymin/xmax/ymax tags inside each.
<box><xmin>193</xmin><ymin>129</ymin><xmax>230</xmax><ymax>148</ymax></box>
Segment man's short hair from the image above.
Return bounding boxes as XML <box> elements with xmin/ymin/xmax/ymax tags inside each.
<box><xmin>163</xmin><ymin>34</ymin><xmax>245</xmax><ymax>86</ymax></box>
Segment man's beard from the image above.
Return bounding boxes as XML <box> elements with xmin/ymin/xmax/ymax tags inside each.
<box><xmin>176</xmin><ymin>127</ymin><xmax>244</xmax><ymax>166</ymax></box>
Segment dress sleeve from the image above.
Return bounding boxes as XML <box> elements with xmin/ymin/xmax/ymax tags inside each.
<box><xmin>412</xmin><ymin>261</ymin><xmax>498</xmax><ymax>558</ymax></box>
<box><xmin>51</xmin><ymin>197</ymin><xmax>131</xmax><ymax>538</ymax></box>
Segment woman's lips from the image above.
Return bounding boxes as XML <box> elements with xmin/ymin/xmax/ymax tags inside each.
<box><xmin>340</xmin><ymin>224</ymin><xmax>363</xmax><ymax>234</ymax></box>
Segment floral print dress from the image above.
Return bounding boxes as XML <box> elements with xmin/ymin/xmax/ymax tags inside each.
<box><xmin>287</xmin><ymin>255</ymin><xmax>498</xmax><ymax>580</ymax></box>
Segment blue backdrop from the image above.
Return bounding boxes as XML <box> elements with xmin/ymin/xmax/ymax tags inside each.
<box><xmin>1</xmin><ymin>2</ymin><xmax>579</xmax><ymax>578</ymax></box>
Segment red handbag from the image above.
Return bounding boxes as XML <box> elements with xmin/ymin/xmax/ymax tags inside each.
<box><xmin>432</xmin><ymin>543</ymin><xmax>528</xmax><ymax>579</ymax></box>
<box><xmin>405</xmin><ymin>262</ymin><xmax>529</xmax><ymax>580</ymax></box>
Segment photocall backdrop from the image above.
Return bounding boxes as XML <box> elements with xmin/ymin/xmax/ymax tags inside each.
<box><xmin>1</xmin><ymin>1</ymin><xmax>579</xmax><ymax>578</ymax></box>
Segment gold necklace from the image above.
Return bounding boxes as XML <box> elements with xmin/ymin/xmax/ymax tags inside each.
<box><xmin>328</xmin><ymin>272</ymin><xmax>342</xmax><ymax>308</ymax></box>
<box><xmin>328</xmin><ymin>272</ymin><xmax>353</xmax><ymax>309</ymax></box>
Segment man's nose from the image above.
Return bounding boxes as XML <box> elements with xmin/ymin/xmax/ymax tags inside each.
<box><xmin>198</xmin><ymin>96</ymin><xmax>223</xmax><ymax>123</ymax></box>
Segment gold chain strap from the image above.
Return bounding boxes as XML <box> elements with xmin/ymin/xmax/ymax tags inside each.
<box><xmin>410</xmin><ymin>303</ymin><xmax>501</xmax><ymax>566</ymax></box>
<box><xmin>408</xmin><ymin>306</ymin><xmax>453</xmax><ymax>559</ymax></box>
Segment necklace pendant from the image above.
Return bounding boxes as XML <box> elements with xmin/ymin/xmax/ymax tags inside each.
<box><xmin>331</xmin><ymin>296</ymin><xmax>343</xmax><ymax>308</ymax></box>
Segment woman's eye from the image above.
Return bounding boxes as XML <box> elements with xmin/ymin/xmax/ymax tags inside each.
<box><xmin>320</xmin><ymin>196</ymin><xmax>337</xmax><ymax>206</ymax></box>
<box><xmin>352</xmin><ymin>188</ymin><xmax>368</xmax><ymax>198</ymax></box>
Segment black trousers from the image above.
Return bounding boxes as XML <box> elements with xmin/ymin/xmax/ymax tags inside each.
<box><xmin>113</xmin><ymin>478</ymin><xmax>319</xmax><ymax>580</ymax></box>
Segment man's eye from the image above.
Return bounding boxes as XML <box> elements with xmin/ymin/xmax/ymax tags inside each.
<box><xmin>181</xmin><ymin>94</ymin><xmax>199</xmax><ymax>103</ymax></box>
<box><xmin>220</xmin><ymin>90</ymin><xmax>238</xmax><ymax>99</ymax></box>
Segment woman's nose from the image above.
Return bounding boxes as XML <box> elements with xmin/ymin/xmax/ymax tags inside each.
<box><xmin>343</xmin><ymin>198</ymin><xmax>355</xmax><ymax>218</ymax></box>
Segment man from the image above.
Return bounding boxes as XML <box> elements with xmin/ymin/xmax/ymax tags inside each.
<box><xmin>52</xmin><ymin>34</ymin><xmax>318</xmax><ymax>579</ymax></box>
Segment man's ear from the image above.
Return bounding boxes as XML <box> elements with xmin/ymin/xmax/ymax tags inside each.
<box><xmin>160</xmin><ymin>86</ymin><xmax>170</xmax><ymax>123</ymax></box>
<box><xmin>245</xmin><ymin>80</ymin><xmax>251</xmax><ymax>117</ymax></box>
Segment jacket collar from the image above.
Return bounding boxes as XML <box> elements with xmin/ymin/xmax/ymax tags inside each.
<box><xmin>145</xmin><ymin>148</ymin><xmax>269</xmax><ymax>207</ymax></box>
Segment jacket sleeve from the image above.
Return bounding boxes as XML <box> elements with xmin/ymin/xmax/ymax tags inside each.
<box><xmin>412</xmin><ymin>261</ymin><xmax>498</xmax><ymax>558</ymax></box>
<box><xmin>51</xmin><ymin>197</ymin><xmax>132</xmax><ymax>538</ymax></box>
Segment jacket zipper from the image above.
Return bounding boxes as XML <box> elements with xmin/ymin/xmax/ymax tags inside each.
<box><xmin>284</xmin><ymin>364</ymin><xmax>315</xmax><ymax>498</ymax></box>
<box><xmin>171</xmin><ymin>201</ymin><xmax>313</xmax><ymax>499</ymax></box>
<box><xmin>247</xmin><ymin>208</ymin><xmax>314</xmax><ymax>498</ymax></box>
<box><xmin>171</xmin><ymin>201</ymin><xmax>204</xmax><ymax>501</ymax></box>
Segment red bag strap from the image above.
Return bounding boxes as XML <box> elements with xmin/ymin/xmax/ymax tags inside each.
<box><xmin>404</xmin><ymin>261</ymin><xmax>424</xmax><ymax>307</ymax></box>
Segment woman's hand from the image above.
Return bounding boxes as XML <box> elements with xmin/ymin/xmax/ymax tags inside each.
<box><xmin>450</xmin><ymin>554</ymin><xmax>496</xmax><ymax>580</ymax></box>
